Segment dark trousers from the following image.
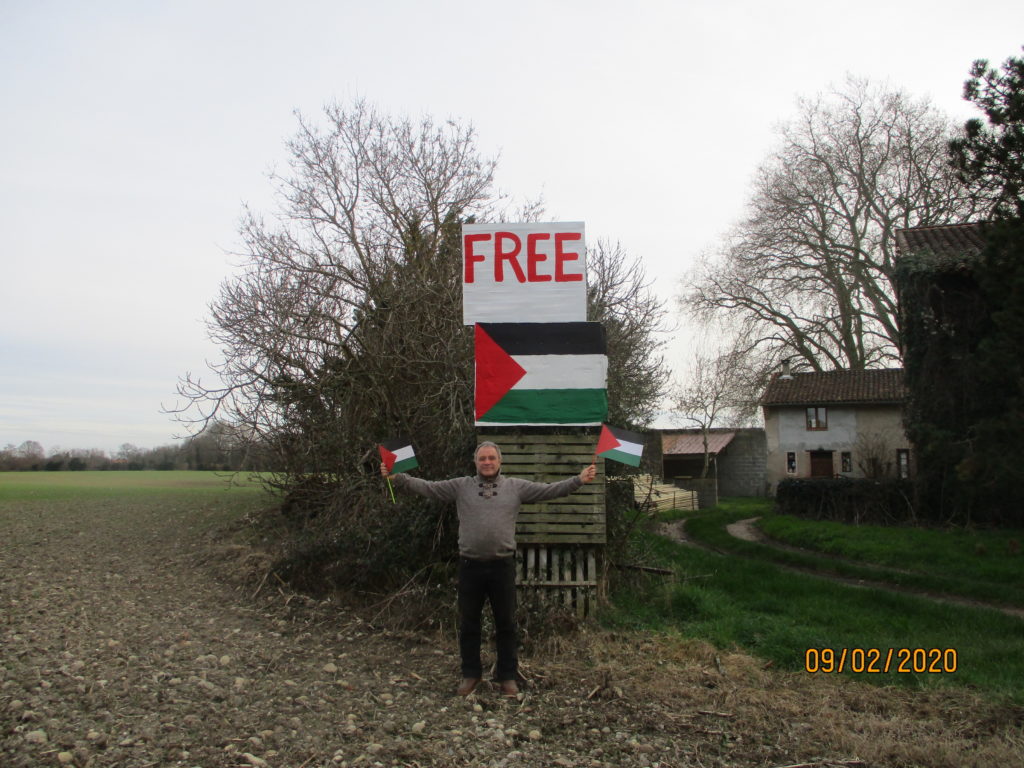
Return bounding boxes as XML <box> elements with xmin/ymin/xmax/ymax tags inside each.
<box><xmin>457</xmin><ymin>556</ymin><xmax>517</xmax><ymax>681</ymax></box>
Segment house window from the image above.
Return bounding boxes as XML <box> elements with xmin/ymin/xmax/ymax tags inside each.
<box><xmin>897</xmin><ymin>449</ymin><xmax>910</xmax><ymax>479</ymax></box>
<box><xmin>841</xmin><ymin>452</ymin><xmax>852</xmax><ymax>473</ymax></box>
<box><xmin>806</xmin><ymin>407</ymin><xmax>828</xmax><ymax>430</ymax></box>
<box><xmin>786</xmin><ymin>452</ymin><xmax>797</xmax><ymax>474</ymax></box>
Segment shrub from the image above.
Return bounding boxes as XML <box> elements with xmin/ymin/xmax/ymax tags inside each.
<box><xmin>775</xmin><ymin>477</ymin><xmax>915</xmax><ymax>525</ymax></box>
<box><xmin>271</xmin><ymin>483</ymin><xmax>457</xmax><ymax>595</ymax></box>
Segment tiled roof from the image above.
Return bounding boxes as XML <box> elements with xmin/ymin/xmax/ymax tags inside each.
<box><xmin>761</xmin><ymin>368</ymin><xmax>906</xmax><ymax>407</ymax></box>
<box><xmin>662</xmin><ymin>431</ymin><xmax>736</xmax><ymax>456</ymax></box>
<box><xmin>894</xmin><ymin>222</ymin><xmax>988</xmax><ymax>269</ymax></box>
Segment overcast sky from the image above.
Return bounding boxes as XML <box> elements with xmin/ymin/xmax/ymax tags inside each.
<box><xmin>2</xmin><ymin>0</ymin><xmax>1021</xmax><ymax>453</ymax></box>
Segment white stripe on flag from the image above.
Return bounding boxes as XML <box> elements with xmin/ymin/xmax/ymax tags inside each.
<box><xmin>616</xmin><ymin>439</ymin><xmax>644</xmax><ymax>457</ymax></box>
<box><xmin>392</xmin><ymin>445</ymin><xmax>415</xmax><ymax>463</ymax></box>
<box><xmin>511</xmin><ymin>354</ymin><xmax>608</xmax><ymax>390</ymax></box>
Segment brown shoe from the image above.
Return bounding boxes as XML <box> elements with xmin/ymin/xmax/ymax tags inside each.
<box><xmin>499</xmin><ymin>679</ymin><xmax>519</xmax><ymax>698</ymax></box>
<box><xmin>456</xmin><ymin>678</ymin><xmax>481</xmax><ymax>696</ymax></box>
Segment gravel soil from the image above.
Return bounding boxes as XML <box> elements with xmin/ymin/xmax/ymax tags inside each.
<box><xmin>2</xmin><ymin>493</ymin><xmax>1022</xmax><ymax>768</ymax></box>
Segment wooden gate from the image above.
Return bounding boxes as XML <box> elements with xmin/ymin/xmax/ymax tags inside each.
<box><xmin>487</xmin><ymin>432</ymin><xmax>605</xmax><ymax>617</ymax></box>
<box><xmin>517</xmin><ymin>544</ymin><xmax>599</xmax><ymax>617</ymax></box>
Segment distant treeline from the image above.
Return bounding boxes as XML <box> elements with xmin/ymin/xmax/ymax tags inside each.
<box><xmin>2</xmin><ymin>427</ymin><xmax>271</xmax><ymax>472</ymax></box>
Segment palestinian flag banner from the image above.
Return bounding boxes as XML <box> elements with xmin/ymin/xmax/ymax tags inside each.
<box><xmin>379</xmin><ymin>439</ymin><xmax>418</xmax><ymax>473</ymax></box>
<box><xmin>475</xmin><ymin>322</ymin><xmax>607</xmax><ymax>425</ymax></box>
<box><xmin>596</xmin><ymin>424</ymin><xmax>645</xmax><ymax>467</ymax></box>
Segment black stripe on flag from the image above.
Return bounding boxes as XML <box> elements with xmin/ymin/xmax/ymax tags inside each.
<box><xmin>478</xmin><ymin>322</ymin><xmax>606</xmax><ymax>356</ymax></box>
<box><xmin>382</xmin><ymin>438</ymin><xmax>413</xmax><ymax>453</ymax></box>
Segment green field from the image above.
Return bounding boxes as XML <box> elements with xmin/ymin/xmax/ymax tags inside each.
<box><xmin>0</xmin><ymin>470</ymin><xmax>265</xmax><ymax>501</ymax></box>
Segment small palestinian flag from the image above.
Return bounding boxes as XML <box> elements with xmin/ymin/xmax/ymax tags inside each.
<box><xmin>596</xmin><ymin>424</ymin><xmax>645</xmax><ymax>467</ymax></box>
<box><xmin>475</xmin><ymin>322</ymin><xmax>607</xmax><ymax>425</ymax></box>
<box><xmin>379</xmin><ymin>439</ymin><xmax>418</xmax><ymax>474</ymax></box>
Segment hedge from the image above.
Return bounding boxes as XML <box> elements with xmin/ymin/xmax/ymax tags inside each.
<box><xmin>775</xmin><ymin>477</ymin><xmax>916</xmax><ymax>525</ymax></box>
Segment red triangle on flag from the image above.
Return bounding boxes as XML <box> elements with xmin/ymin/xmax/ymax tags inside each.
<box><xmin>475</xmin><ymin>324</ymin><xmax>527</xmax><ymax>419</ymax></box>
<box><xmin>595</xmin><ymin>423</ymin><xmax>621</xmax><ymax>456</ymax></box>
<box><xmin>379</xmin><ymin>444</ymin><xmax>397</xmax><ymax>471</ymax></box>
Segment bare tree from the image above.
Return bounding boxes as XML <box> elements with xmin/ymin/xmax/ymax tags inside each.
<box><xmin>854</xmin><ymin>429</ymin><xmax>899</xmax><ymax>479</ymax></box>
<box><xmin>671</xmin><ymin>332</ymin><xmax>761</xmax><ymax>478</ymax></box>
<box><xmin>684</xmin><ymin>78</ymin><xmax>982</xmax><ymax>371</ymax></box>
<box><xmin>17</xmin><ymin>440</ymin><xmax>45</xmax><ymax>459</ymax></box>
<box><xmin>587</xmin><ymin>240</ymin><xmax>669</xmax><ymax>427</ymax></box>
<box><xmin>173</xmin><ymin>102</ymin><xmax>667</xmax><ymax>589</ymax></box>
<box><xmin>175</xmin><ymin>102</ymin><xmax>502</xmax><ymax>484</ymax></box>
<box><xmin>1</xmin><ymin>442</ymin><xmax>46</xmax><ymax>471</ymax></box>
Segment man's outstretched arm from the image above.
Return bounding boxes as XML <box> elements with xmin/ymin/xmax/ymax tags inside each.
<box><xmin>380</xmin><ymin>462</ymin><xmax>461</xmax><ymax>502</ymax></box>
<box><xmin>515</xmin><ymin>463</ymin><xmax>597</xmax><ymax>503</ymax></box>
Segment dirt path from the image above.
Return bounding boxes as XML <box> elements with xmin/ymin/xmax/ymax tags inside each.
<box><xmin>3</xmin><ymin>497</ymin><xmax>1022</xmax><ymax>767</ymax></box>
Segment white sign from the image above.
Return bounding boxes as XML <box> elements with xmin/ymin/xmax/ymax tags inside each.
<box><xmin>462</xmin><ymin>221</ymin><xmax>587</xmax><ymax>324</ymax></box>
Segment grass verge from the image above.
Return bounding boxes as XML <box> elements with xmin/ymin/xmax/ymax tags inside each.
<box><xmin>684</xmin><ymin>502</ymin><xmax>1024</xmax><ymax>608</ymax></box>
<box><xmin>758</xmin><ymin>514</ymin><xmax>1024</xmax><ymax>597</ymax></box>
<box><xmin>602</xmin><ymin>499</ymin><xmax>1024</xmax><ymax>704</ymax></box>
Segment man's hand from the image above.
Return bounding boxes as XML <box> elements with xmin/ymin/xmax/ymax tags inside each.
<box><xmin>579</xmin><ymin>463</ymin><xmax>597</xmax><ymax>484</ymax></box>
<box><xmin>380</xmin><ymin>462</ymin><xmax>390</xmax><ymax>478</ymax></box>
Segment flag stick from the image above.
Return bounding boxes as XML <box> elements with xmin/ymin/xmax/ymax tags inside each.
<box><xmin>386</xmin><ymin>475</ymin><xmax>396</xmax><ymax>503</ymax></box>
<box><xmin>592</xmin><ymin>423</ymin><xmax>606</xmax><ymax>467</ymax></box>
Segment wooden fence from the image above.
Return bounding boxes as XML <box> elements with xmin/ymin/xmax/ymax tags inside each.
<box><xmin>489</xmin><ymin>433</ymin><xmax>606</xmax><ymax>545</ymax></box>
<box><xmin>516</xmin><ymin>544</ymin><xmax>599</xmax><ymax>617</ymax></box>
<box><xmin>487</xmin><ymin>433</ymin><xmax>604</xmax><ymax>616</ymax></box>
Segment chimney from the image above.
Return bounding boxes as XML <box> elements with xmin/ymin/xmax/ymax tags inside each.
<box><xmin>780</xmin><ymin>358</ymin><xmax>793</xmax><ymax>380</ymax></box>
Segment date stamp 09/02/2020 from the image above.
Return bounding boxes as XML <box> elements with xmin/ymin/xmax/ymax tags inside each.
<box><xmin>804</xmin><ymin>647</ymin><xmax>959</xmax><ymax>674</ymax></box>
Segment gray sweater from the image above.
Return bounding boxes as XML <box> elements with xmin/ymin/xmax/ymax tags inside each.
<box><xmin>392</xmin><ymin>471</ymin><xmax>584</xmax><ymax>559</ymax></box>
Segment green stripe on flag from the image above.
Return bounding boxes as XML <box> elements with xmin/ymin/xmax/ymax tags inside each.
<box><xmin>391</xmin><ymin>454</ymin><xmax>419</xmax><ymax>473</ymax></box>
<box><xmin>612</xmin><ymin>439</ymin><xmax>643</xmax><ymax>459</ymax></box>
<box><xmin>477</xmin><ymin>388</ymin><xmax>607</xmax><ymax>425</ymax></box>
<box><xmin>602</xmin><ymin>447</ymin><xmax>642</xmax><ymax>467</ymax></box>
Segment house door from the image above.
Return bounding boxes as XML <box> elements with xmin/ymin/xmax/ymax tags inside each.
<box><xmin>809</xmin><ymin>450</ymin><xmax>834</xmax><ymax>478</ymax></box>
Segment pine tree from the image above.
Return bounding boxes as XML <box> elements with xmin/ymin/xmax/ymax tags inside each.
<box><xmin>950</xmin><ymin>47</ymin><xmax>1024</xmax><ymax>220</ymax></box>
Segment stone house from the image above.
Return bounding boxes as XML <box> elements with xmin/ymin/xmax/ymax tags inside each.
<box><xmin>761</xmin><ymin>365</ymin><xmax>911</xmax><ymax>492</ymax></box>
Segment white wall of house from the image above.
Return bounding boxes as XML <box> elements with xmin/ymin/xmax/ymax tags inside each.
<box><xmin>764</xmin><ymin>404</ymin><xmax>910</xmax><ymax>491</ymax></box>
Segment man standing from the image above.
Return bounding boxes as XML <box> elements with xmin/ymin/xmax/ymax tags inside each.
<box><xmin>381</xmin><ymin>440</ymin><xmax>596</xmax><ymax>697</ymax></box>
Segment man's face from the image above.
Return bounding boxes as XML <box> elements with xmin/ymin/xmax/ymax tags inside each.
<box><xmin>475</xmin><ymin>447</ymin><xmax>502</xmax><ymax>479</ymax></box>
